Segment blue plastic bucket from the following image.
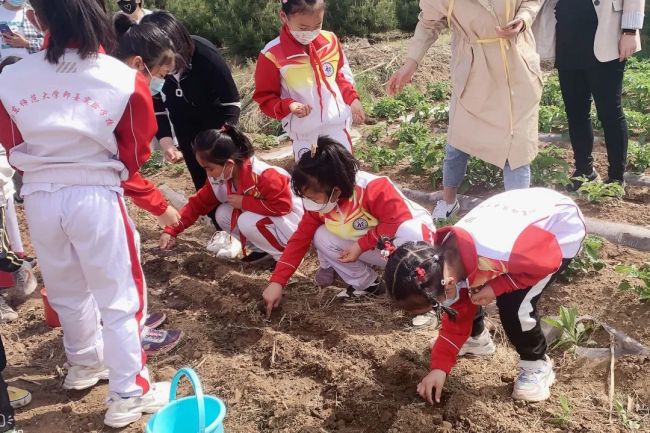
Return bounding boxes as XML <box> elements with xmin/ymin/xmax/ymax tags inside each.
<box><xmin>145</xmin><ymin>368</ymin><xmax>226</xmax><ymax>433</ymax></box>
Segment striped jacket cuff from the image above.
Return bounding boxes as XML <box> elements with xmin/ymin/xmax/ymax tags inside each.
<box><xmin>622</xmin><ymin>11</ymin><xmax>645</xmax><ymax>30</ymax></box>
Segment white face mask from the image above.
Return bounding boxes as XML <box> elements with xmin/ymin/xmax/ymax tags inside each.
<box><xmin>441</xmin><ymin>279</ymin><xmax>468</xmax><ymax>307</ymax></box>
<box><xmin>213</xmin><ymin>162</ymin><xmax>234</xmax><ymax>185</ymax></box>
<box><xmin>290</xmin><ymin>28</ymin><xmax>321</xmax><ymax>45</ymax></box>
<box><xmin>302</xmin><ymin>190</ymin><xmax>337</xmax><ymax>214</ymax></box>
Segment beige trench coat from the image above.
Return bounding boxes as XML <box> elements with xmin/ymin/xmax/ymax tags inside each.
<box><xmin>407</xmin><ymin>0</ymin><xmax>543</xmax><ymax>169</ymax></box>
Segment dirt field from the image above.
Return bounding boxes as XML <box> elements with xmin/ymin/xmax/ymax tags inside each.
<box><xmin>2</xmin><ymin>37</ymin><xmax>649</xmax><ymax>433</ymax></box>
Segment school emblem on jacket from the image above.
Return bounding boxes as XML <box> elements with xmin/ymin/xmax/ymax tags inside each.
<box><xmin>352</xmin><ymin>217</ymin><xmax>369</xmax><ymax>231</ymax></box>
<box><xmin>322</xmin><ymin>62</ymin><xmax>335</xmax><ymax>77</ymax></box>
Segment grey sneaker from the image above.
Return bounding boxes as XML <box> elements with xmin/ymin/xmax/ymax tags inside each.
<box><xmin>458</xmin><ymin>328</ymin><xmax>496</xmax><ymax>356</ymax></box>
<box><xmin>12</xmin><ymin>261</ymin><xmax>37</xmax><ymax>298</ymax></box>
<box><xmin>0</xmin><ymin>295</ymin><xmax>17</xmax><ymax>322</ymax></box>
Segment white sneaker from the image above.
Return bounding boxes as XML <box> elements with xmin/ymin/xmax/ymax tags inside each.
<box><xmin>63</xmin><ymin>365</ymin><xmax>110</xmax><ymax>390</ymax></box>
<box><xmin>431</xmin><ymin>200</ymin><xmax>460</xmax><ymax>220</ymax></box>
<box><xmin>104</xmin><ymin>382</ymin><xmax>171</xmax><ymax>428</ymax></box>
<box><xmin>0</xmin><ymin>295</ymin><xmax>18</xmax><ymax>322</ymax></box>
<box><xmin>512</xmin><ymin>355</ymin><xmax>555</xmax><ymax>402</ymax></box>
<box><xmin>12</xmin><ymin>260</ymin><xmax>37</xmax><ymax>298</ymax></box>
<box><xmin>458</xmin><ymin>328</ymin><xmax>496</xmax><ymax>356</ymax></box>
<box><xmin>412</xmin><ymin>311</ymin><xmax>437</xmax><ymax>328</ymax></box>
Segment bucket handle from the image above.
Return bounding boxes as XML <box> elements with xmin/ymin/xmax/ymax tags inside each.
<box><xmin>170</xmin><ymin>368</ymin><xmax>206</xmax><ymax>433</ymax></box>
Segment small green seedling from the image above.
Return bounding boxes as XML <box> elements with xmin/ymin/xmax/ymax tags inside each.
<box><xmin>615</xmin><ymin>263</ymin><xmax>650</xmax><ymax>301</ymax></box>
<box><xmin>561</xmin><ymin>235</ymin><xmax>605</xmax><ymax>281</ymax></box>
<box><xmin>358</xmin><ymin>144</ymin><xmax>405</xmax><ymax>172</ymax></box>
<box><xmin>549</xmin><ymin>394</ymin><xmax>572</xmax><ymax>427</ymax></box>
<box><xmin>142</xmin><ymin>150</ymin><xmax>164</xmax><ymax>175</ymax></box>
<box><xmin>627</xmin><ymin>141</ymin><xmax>650</xmax><ymax>173</ymax></box>
<box><xmin>395</xmin><ymin>85</ymin><xmax>426</xmax><ymax>107</ymax></box>
<box><xmin>575</xmin><ymin>177</ymin><xmax>625</xmax><ymax>203</ymax></box>
<box><xmin>372</xmin><ymin>97</ymin><xmax>407</xmax><ymax>120</ymax></box>
<box><xmin>394</xmin><ymin>121</ymin><xmax>431</xmax><ymax>145</ymax></box>
<box><xmin>365</xmin><ymin>125</ymin><xmax>385</xmax><ymax>144</ymax></box>
<box><xmin>543</xmin><ymin>306</ymin><xmax>594</xmax><ymax>352</ymax></box>
<box><xmin>615</xmin><ymin>399</ymin><xmax>641</xmax><ymax>431</ymax></box>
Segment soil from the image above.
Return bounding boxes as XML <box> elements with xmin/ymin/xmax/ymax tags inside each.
<box><xmin>2</xmin><ymin>37</ymin><xmax>649</xmax><ymax>433</ymax></box>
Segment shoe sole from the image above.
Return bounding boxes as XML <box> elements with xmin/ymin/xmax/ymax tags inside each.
<box><xmin>459</xmin><ymin>341</ymin><xmax>496</xmax><ymax>357</ymax></box>
<box><xmin>104</xmin><ymin>403</ymin><xmax>166</xmax><ymax>428</ymax></box>
<box><xmin>145</xmin><ymin>331</ymin><xmax>184</xmax><ymax>356</ymax></box>
<box><xmin>512</xmin><ymin>369</ymin><xmax>556</xmax><ymax>402</ymax></box>
<box><xmin>63</xmin><ymin>372</ymin><xmax>110</xmax><ymax>391</ymax></box>
<box><xmin>144</xmin><ymin>314</ymin><xmax>167</xmax><ymax>330</ymax></box>
<box><xmin>10</xmin><ymin>393</ymin><xmax>31</xmax><ymax>409</ymax></box>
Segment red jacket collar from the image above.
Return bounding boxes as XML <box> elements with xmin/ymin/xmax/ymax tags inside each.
<box><xmin>227</xmin><ymin>157</ymin><xmax>255</xmax><ymax>195</ymax></box>
<box><xmin>42</xmin><ymin>33</ymin><xmax>106</xmax><ymax>54</ymax></box>
<box><xmin>434</xmin><ymin>226</ymin><xmax>478</xmax><ymax>284</ymax></box>
<box><xmin>279</xmin><ymin>24</ymin><xmax>329</xmax><ymax>57</ymax></box>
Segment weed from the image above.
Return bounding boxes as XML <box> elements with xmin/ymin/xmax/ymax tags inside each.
<box><xmin>543</xmin><ymin>306</ymin><xmax>595</xmax><ymax>352</ymax></box>
<box><xmin>561</xmin><ymin>235</ymin><xmax>605</xmax><ymax>281</ymax></box>
<box><xmin>576</xmin><ymin>177</ymin><xmax>625</xmax><ymax>203</ymax></box>
<box><xmin>372</xmin><ymin>96</ymin><xmax>407</xmax><ymax>120</ymax></box>
<box><xmin>616</xmin><ymin>263</ymin><xmax>650</xmax><ymax>301</ymax></box>
<box><xmin>426</xmin><ymin>81</ymin><xmax>451</xmax><ymax>102</ymax></box>
<box><xmin>549</xmin><ymin>394</ymin><xmax>572</xmax><ymax>427</ymax></box>
<box><xmin>615</xmin><ymin>399</ymin><xmax>641</xmax><ymax>431</ymax></box>
<box><xmin>142</xmin><ymin>150</ymin><xmax>164</xmax><ymax>175</ymax></box>
<box><xmin>531</xmin><ymin>145</ymin><xmax>571</xmax><ymax>188</ymax></box>
<box><xmin>627</xmin><ymin>141</ymin><xmax>650</xmax><ymax>173</ymax></box>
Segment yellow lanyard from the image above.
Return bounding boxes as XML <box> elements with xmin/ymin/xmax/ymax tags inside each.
<box><xmin>447</xmin><ymin>0</ymin><xmax>515</xmax><ymax>136</ymax></box>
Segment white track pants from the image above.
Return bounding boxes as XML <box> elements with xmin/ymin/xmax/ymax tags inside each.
<box><xmin>291</xmin><ymin>125</ymin><xmax>353</xmax><ymax>161</ymax></box>
<box><xmin>24</xmin><ymin>186</ymin><xmax>150</xmax><ymax>397</ymax></box>
<box><xmin>215</xmin><ymin>203</ymin><xmax>302</xmax><ymax>261</ymax></box>
<box><xmin>6</xmin><ymin>196</ymin><xmax>23</xmax><ymax>253</ymax></box>
<box><xmin>313</xmin><ymin>218</ymin><xmax>436</xmax><ymax>290</ymax></box>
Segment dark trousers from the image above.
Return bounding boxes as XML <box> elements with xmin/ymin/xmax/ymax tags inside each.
<box><xmin>0</xmin><ymin>207</ymin><xmax>21</xmax><ymax>274</ymax></box>
<box><xmin>558</xmin><ymin>60</ymin><xmax>628</xmax><ymax>181</ymax></box>
<box><xmin>0</xmin><ymin>336</ymin><xmax>15</xmax><ymax>433</ymax></box>
<box><xmin>178</xmin><ymin>141</ymin><xmax>218</xmax><ymax>228</ymax></box>
<box><xmin>471</xmin><ymin>259</ymin><xmax>572</xmax><ymax>361</ymax></box>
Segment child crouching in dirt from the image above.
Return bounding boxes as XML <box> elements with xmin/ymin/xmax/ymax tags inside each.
<box><xmin>160</xmin><ymin>124</ymin><xmax>304</xmax><ymax>264</ymax></box>
<box><xmin>262</xmin><ymin>137</ymin><xmax>435</xmax><ymax>318</ymax></box>
<box><xmin>382</xmin><ymin>188</ymin><xmax>586</xmax><ymax>403</ymax></box>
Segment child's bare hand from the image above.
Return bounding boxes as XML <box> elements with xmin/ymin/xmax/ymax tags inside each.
<box><xmin>338</xmin><ymin>242</ymin><xmax>362</xmax><ymax>263</ymax></box>
<box><xmin>289</xmin><ymin>102</ymin><xmax>312</xmax><ymax>118</ymax></box>
<box><xmin>263</xmin><ymin>282</ymin><xmax>283</xmax><ymax>319</ymax></box>
<box><xmin>156</xmin><ymin>206</ymin><xmax>181</xmax><ymax>228</ymax></box>
<box><xmin>350</xmin><ymin>99</ymin><xmax>366</xmax><ymax>125</ymax></box>
<box><xmin>227</xmin><ymin>194</ymin><xmax>244</xmax><ymax>210</ymax></box>
<box><xmin>470</xmin><ymin>284</ymin><xmax>496</xmax><ymax>306</ymax></box>
<box><xmin>159</xmin><ymin>233</ymin><xmax>176</xmax><ymax>250</ymax></box>
<box><xmin>417</xmin><ymin>369</ymin><xmax>447</xmax><ymax>404</ymax></box>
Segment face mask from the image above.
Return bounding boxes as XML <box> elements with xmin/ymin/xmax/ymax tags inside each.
<box><xmin>302</xmin><ymin>189</ymin><xmax>337</xmax><ymax>214</ymax></box>
<box><xmin>290</xmin><ymin>28</ymin><xmax>321</xmax><ymax>45</ymax></box>
<box><xmin>143</xmin><ymin>64</ymin><xmax>165</xmax><ymax>95</ymax></box>
<box><xmin>7</xmin><ymin>0</ymin><xmax>26</xmax><ymax>7</ymax></box>
<box><xmin>441</xmin><ymin>279</ymin><xmax>468</xmax><ymax>308</ymax></box>
<box><xmin>117</xmin><ymin>0</ymin><xmax>139</xmax><ymax>15</ymax></box>
<box><xmin>213</xmin><ymin>162</ymin><xmax>234</xmax><ymax>185</ymax></box>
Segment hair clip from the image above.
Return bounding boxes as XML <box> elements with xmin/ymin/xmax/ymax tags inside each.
<box><xmin>433</xmin><ymin>254</ymin><xmax>440</xmax><ymax>263</ymax></box>
<box><xmin>440</xmin><ymin>278</ymin><xmax>446</xmax><ymax>286</ymax></box>
<box><xmin>310</xmin><ymin>143</ymin><xmax>318</xmax><ymax>158</ymax></box>
<box><xmin>415</xmin><ymin>267</ymin><xmax>427</xmax><ymax>283</ymax></box>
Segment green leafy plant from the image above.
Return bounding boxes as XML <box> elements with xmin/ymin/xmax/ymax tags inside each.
<box><xmin>325</xmin><ymin>0</ymin><xmax>397</xmax><ymax>37</ymax></box>
<box><xmin>395</xmin><ymin>0</ymin><xmax>420</xmax><ymax>31</ymax></box>
<box><xmin>541</xmin><ymin>75</ymin><xmax>564</xmax><ymax>108</ymax></box>
<box><xmin>543</xmin><ymin>306</ymin><xmax>595</xmax><ymax>352</ymax></box>
<box><xmin>561</xmin><ymin>235</ymin><xmax>605</xmax><ymax>281</ymax></box>
<box><xmin>615</xmin><ymin>399</ymin><xmax>641</xmax><ymax>432</ymax></box>
<box><xmin>539</xmin><ymin>105</ymin><xmax>567</xmax><ymax>133</ymax></box>
<box><xmin>395</xmin><ymin>85</ymin><xmax>426</xmax><ymax>107</ymax></box>
<box><xmin>372</xmin><ymin>97</ymin><xmax>407</xmax><ymax>120</ymax></box>
<box><xmin>365</xmin><ymin>125</ymin><xmax>386</xmax><ymax>144</ymax></box>
<box><xmin>142</xmin><ymin>150</ymin><xmax>164</xmax><ymax>175</ymax></box>
<box><xmin>616</xmin><ymin>263</ymin><xmax>650</xmax><ymax>301</ymax></box>
<box><xmin>401</xmin><ymin>137</ymin><xmax>446</xmax><ymax>180</ymax></box>
<box><xmin>394</xmin><ymin>121</ymin><xmax>431</xmax><ymax>145</ymax></box>
<box><xmin>627</xmin><ymin>141</ymin><xmax>650</xmax><ymax>172</ymax></box>
<box><xmin>431</xmin><ymin>104</ymin><xmax>450</xmax><ymax>123</ymax></box>
<box><xmin>459</xmin><ymin>159</ymin><xmax>502</xmax><ymax>193</ymax></box>
<box><xmin>426</xmin><ymin>81</ymin><xmax>451</xmax><ymax>102</ymax></box>
<box><xmin>412</xmin><ymin>100</ymin><xmax>434</xmax><ymax>123</ymax></box>
<box><xmin>549</xmin><ymin>394</ymin><xmax>572</xmax><ymax>427</ymax></box>
<box><xmin>531</xmin><ymin>145</ymin><xmax>571</xmax><ymax>188</ymax></box>
<box><xmin>358</xmin><ymin>144</ymin><xmax>405</xmax><ymax>171</ymax></box>
<box><xmin>576</xmin><ymin>178</ymin><xmax>625</xmax><ymax>203</ymax></box>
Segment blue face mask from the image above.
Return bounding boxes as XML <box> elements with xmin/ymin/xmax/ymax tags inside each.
<box><xmin>143</xmin><ymin>64</ymin><xmax>165</xmax><ymax>95</ymax></box>
<box><xmin>7</xmin><ymin>0</ymin><xmax>26</xmax><ymax>7</ymax></box>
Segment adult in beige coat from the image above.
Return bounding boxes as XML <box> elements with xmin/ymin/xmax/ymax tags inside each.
<box><xmin>549</xmin><ymin>0</ymin><xmax>645</xmax><ymax>190</ymax></box>
<box><xmin>387</xmin><ymin>0</ymin><xmax>542</xmax><ymax>220</ymax></box>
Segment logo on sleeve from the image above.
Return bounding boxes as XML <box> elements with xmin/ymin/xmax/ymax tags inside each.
<box><xmin>322</xmin><ymin>62</ymin><xmax>335</xmax><ymax>77</ymax></box>
<box><xmin>352</xmin><ymin>218</ymin><xmax>369</xmax><ymax>231</ymax></box>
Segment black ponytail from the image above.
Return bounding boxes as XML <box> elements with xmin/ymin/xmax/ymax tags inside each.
<box><xmin>382</xmin><ymin>239</ymin><xmax>458</xmax><ymax>322</ymax></box>
<box><xmin>192</xmin><ymin>124</ymin><xmax>254</xmax><ymax>165</ymax></box>
<box><xmin>292</xmin><ymin>136</ymin><xmax>358</xmax><ymax>198</ymax></box>
<box><xmin>114</xmin><ymin>16</ymin><xmax>175</xmax><ymax>70</ymax></box>
<box><xmin>281</xmin><ymin>0</ymin><xmax>325</xmax><ymax>15</ymax></box>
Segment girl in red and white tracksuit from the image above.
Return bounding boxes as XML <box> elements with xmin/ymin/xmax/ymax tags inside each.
<box><xmin>262</xmin><ymin>136</ymin><xmax>435</xmax><ymax>317</ymax></box>
<box><xmin>160</xmin><ymin>125</ymin><xmax>304</xmax><ymax>262</ymax></box>
<box><xmin>253</xmin><ymin>0</ymin><xmax>364</xmax><ymax>161</ymax></box>
<box><xmin>382</xmin><ymin>188</ymin><xmax>586</xmax><ymax>404</ymax></box>
<box><xmin>0</xmin><ymin>1</ymin><xmax>178</xmax><ymax>426</ymax></box>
